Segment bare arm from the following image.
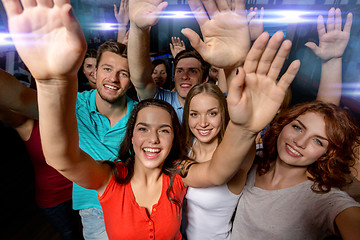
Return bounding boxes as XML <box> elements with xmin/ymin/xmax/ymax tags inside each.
<box><xmin>2</xmin><ymin>0</ymin><xmax>112</xmax><ymax>192</ymax></box>
<box><xmin>127</xmin><ymin>0</ymin><xmax>168</xmax><ymax>99</ymax></box>
<box><xmin>335</xmin><ymin>206</ymin><xmax>360</xmax><ymax>240</ymax></box>
<box><xmin>0</xmin><ymin>68</ymin><xmax>38</xmax><ymax>119</ymax></box>
<box><xmin>305</xmin><ymin>8</ymin><xmax>352</xmax><ymax>106</ymax></box>
<box><xmin>183</xmin><ymin>31</ymin><xmax>300</xmax><ymax>187</ymax></box>
<box><xmin>114</xmin><ymin>0</ymin><xmax>129</xmax><ymax>43</ymax></box>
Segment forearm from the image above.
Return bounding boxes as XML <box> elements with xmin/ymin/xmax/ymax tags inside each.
<box><xmin>117</xmin><ymin>25</ymin><xmax>127</xmax><ymax>43</ymax></box>
<box><xmin>184</xmin><ymin>121</ymin><xmax>257</xmax><ymax>187</ymax></box>
<box><xmin>0</xmin><ymin>69</ymin><xmax>38</xmax><ymax>119</ymax></box>
<box><xmin>128</xmin><ymin>24</ymin><xmax>156</xmax><ymax>99</ymax></box>
<box><xmin>317</xmin><ymin>57</ymin><xmax>342</xmax><ymax>105</ymax></box>
<box><xmin>36</xmin><ymin>79</ymin><xmax>80</xmax><ymax>171</ymax></box>
<box><xmin>216</xmin><ymin>69</ymin><xmax>228</xmax><ymax>93</ymax></box>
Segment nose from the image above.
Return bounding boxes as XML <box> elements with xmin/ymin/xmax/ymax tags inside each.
<box><xmin>199</xmin><ymin>115</ymin><xmax>209</xmax><ymax>128</ymax></box>
<box><xmin>149</xmin><ymin>131</ymin><xmax>160</xmax><ymax>144</ymax></box>
<box><xmin>108</xmin><ymin>72</ymin><xmax>119</xmax><ymax>82</ymax></box>
<box><xmin>293</xmin><ymin>135</ymin><xmax>306</xmax><ymax>149</ymax></box>
<box><xmin>181</xmin><ymin>70</ymin><xmax>190</xmax><ymax>80</ymax></box>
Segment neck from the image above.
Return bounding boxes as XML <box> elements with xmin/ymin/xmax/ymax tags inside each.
<box><xmin>132</xmin><ymin>160</ymin><xmax>163</xmax><ymax>186</ymax></box>
<box><xmin>262</xmin><ymin>158</ymin><xmax>309</xmax><ymax>189</ymax></box>
<box><xmin>95</xmin><ymin>93</ymin><xmax>127</xmax><ymax>127</ymax></box>
<box><xmin>192</xmin><ymin>137</ymin><xmax>218</xmax><ymax>163</ymax></box>
<box><xmin>177</xmin><ymin>94</ymin><xmax>185</xmax><ymax>107</ymax></box>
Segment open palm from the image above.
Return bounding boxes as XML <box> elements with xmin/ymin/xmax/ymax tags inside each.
<box><xmin>2</xmin><ymin>0</ymin><xmax>86</xmax><ymax>81</ymax></box>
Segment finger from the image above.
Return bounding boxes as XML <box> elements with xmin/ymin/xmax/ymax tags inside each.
<box><xmin>215</xmin><ymin>0</ymin><xmax>230</xmax><ymax>11</ymax></box>
<box><xmin>61</xmin><ymin>4</ymin><xmax>86</xmax><ymax>50</ymax></box>
<box><xmin>187</xmin><ymin>0</ymin><xmax>209</xmax><ymax>27</ymax></box>
<box><xmin>21</xmin><ymin>0</ymin><xmax>36</xmax><ymax>8</ymax></box>
<box><xmin>256</xmin><ymin>31</ymin><xmax>284</xmax><ymax>76</ymax></box>
<box><xmin>326</xmin><ymin>7</ymin><xmax>335</xmax><ymax>32</ymax></box>
<box><xmin>277</xmin><ymin>59</ymin><xmax>300</xmax><ymax>91</ymax></box>
<box><xmin>267</xmin><ymin>39</ymin><xmax>292</xmax><ymax>81</ymax></box>
<box><xmin>343</xmin><ymin>12</ymin><xmax>353</xmax><ymax>34</ymax></box>
<box><xmin>170</xmin><ymin>43</ymin><xmax>174</xmax><ymax>52</ymax></box>
<box><xmin>304</xmin><ymin>42</ymin><xmax>320</xmax><ymax>55</ymax></box>
<box><xmin>243</xmin><ymin>32</ymin><xmax>269</xmax><ymax>73</ymax></box>
<box><xmin>201</xmin><ymin>0</ymin><xmax>220</xmax><ymax>18</ymax></box>
<box><xmin>181</xmin><ymin>28</ymin><xmax>207</xmax><ymax>57</ymax></box>
<box><xmin>247</xmin><ymin>11</ymin><xmax>256</xmax><ymax>21</ymax></box>
<box><xmin>259</xmin><ymin>7</ymin><xmax>264</xmax><ymax>20</ymax></box>
<box><xmin>334</xmin><ymin>8</ymin><xmax>342</xmax><ymax>31</ymax></box>
<box><xmin>234</xmin><ymin>0</ymin><xmax>246</xmax><ymax>11</ymax></box>
<box><xmin>2</xmin><ymin>0</ymin><xmax>26</xmax><ymax>17</ymax></box>
<box><xmin>180</xmin><ymin>40</ymin><xmax>185</xmax><ymax>47</ymax></box>
<box><xmin>114</xmin><ymin>4</ymin><xmax>118</xmax><ymax>15</ymax></box>
<box><xmin>317</xmin><ymin>15</ymin><xmax>325</xmax><ymax>38</ymax></box>
<box><xmin>38</xmin><ymin>0</ymin><xmax>54</xmax><ymax>8</ymax></box>
<box><xmin>227</xmin><ymin>67</ymin><xmax>246</xmax><ymax>105</ymax></box>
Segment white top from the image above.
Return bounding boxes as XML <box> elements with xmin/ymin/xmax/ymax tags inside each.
<box><xmin>184</xmin><ymin>184</ymin><xmax>241</xmax><ymax>240</ymax></box>
<box><xmin>231</xmin><ymin>165</ymin><xmax>360</xmax><ymax>240</ymax></box>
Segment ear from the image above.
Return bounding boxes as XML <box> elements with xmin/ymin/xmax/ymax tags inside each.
<box><xmin>94</xmin><ymin>68</ymin><xmax>98</xmax><ymax>80</ymax></box>
<box><xmin>203</xmin><ymin>76</ymin><xmax>209</xmax><ymax>83</ymax></box>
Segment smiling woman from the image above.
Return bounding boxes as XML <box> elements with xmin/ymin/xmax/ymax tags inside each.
<box><xmin>231</xmin><ymin>101</ymin><xmax>360</xmax><ymax>240</ymax></box>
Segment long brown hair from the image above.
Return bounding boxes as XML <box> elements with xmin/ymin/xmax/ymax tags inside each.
<box><xmin>259</xmin><ymin>101</ymin><xmax>359</xmax><ymax>193</ymax></box>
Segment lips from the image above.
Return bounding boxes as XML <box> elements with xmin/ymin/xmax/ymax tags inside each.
<box><xmin>285</xmin><ymin>144</ymin><xmax>302</xmax><ymax>157</ymax></box>
<box><xmin>180</xmin><ymin>83</ymin><xmax>192</xmax><ymax>88</ymax></box>
<box><xmin>104</xmin><ymin>84</ymin><xmax>120</xmax><ymax>91</ymax></box>
<box><xmin>143</xmin><ymin>147</ymin><xmax>161</xmax><ymax>159</ymax></box>
<box><xmin>197</xmin><ymin>129</ymin><xmax>212</xmax><ymax>136</ymax></box>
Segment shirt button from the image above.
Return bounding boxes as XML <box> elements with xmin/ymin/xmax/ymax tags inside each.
<box><xmin>148</xmin><ymin>221</ymin><xmax>152</xmax><ymax>226</ymax></box>
<box><xmin>153</xmin><ymin>208</ymin><xmax>156</xmax><ymax>212</ymax></box>
<box><xmin>149</xmin><ymin>229</ymin><xmax>153</xmax><ymax>232</ymax></box>
<box><xmin>150</xmin><ymin>235</ymin><xmax>154</xmax><ymax>238</ymax></box>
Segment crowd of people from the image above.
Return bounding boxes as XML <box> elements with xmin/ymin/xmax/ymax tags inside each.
<box><xmin>0</xmin><ymin>0</ymin><xmax>359</xmax><ymax>239</ymax></box>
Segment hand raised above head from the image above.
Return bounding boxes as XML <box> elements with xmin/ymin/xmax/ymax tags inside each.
<box><xmin>227</xmin><ymin>31</ymin><xmax>300</xmax><ymax>134</ymax></box>
<box><xmin>182</xmin><ymin>0</ymin><xmax>250</xmax><ymax>70</ymax></box>
<box><xmin>2</xmin><ymin>0</ymin><xmax>86</xmax><ymax>81</ymax></box>
<box><xmin>129</xmin><ymin>0</ymin><xmax>168</xmax><ymax>30</ymax></box>
<box><xmin>114</xmin><ymin>0</ymin><xmax>129</xmax><ymax>25</ymax></box>
<box><xmin>305</xmin><ymin>8</ymin><xmax>352</xmax><ymax>61</ymax></box>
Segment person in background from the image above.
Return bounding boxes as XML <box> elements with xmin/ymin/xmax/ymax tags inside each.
<box><xmin>0</xmin><ymin>69</ymin><xmax>84</xmax><ymax>240</ymax></box>
<box><xmin>151</xmin><ymin>58</ymin><xmax>172</xmax><ymax>90</ymax></box>
<box><xmin>78</xmin><ymin>48</ymin><xmax>97</xmax><ymax>91</ymax></box>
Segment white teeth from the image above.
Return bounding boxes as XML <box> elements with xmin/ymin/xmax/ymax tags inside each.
<box><xmin>181</xmin><ymin>84</ymin><xmax>191</xmax><ymax>87</ymax></box>
<box><xmin>287</xmin><ymin>144</ymin><xmax>301</xmax><ymax>156</ymax></box>
<box><xmin>105</xmin><ymin>85</ymin><xmax>118</xmax><ymax>90</ymax></box>
<box><xmin>199</xmin><ymin>130</ymin><xmax>210</xmax><ymax>134</ymax></box>
<box><xmin>143</xmin><ymin>148</ymin><xmax>160</xmax><ymax>153</ymax></box>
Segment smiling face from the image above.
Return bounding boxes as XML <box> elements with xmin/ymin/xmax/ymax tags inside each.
<box><xmin>276</xmin><ymin>112</ymin><xmax>329</xmax><ymax>167</ymax></box>
<box><xmin>152</xmin><ymin>63</ymin><xmax>168</xmax><ymax>87</ymax></box>
<box><xmin>174</xmin><ymin>57</ymin><xmax>203</xmax><ymax>104</ymax></box>
<box><xmin>132</xmin><ymin>106</ymin><xmax>174</xmax><ymax>170</ymax></box>
<box><xmin>188</xmin><ymin>93</ymin><xmax>222</xmax><ymax>144</ymax></box>
<box><xmin>95</xmin><ymin>51</ymin><xmax>131</xmax><ymax>104</ymax></box>
<box><xmin>83</xmin><ymin>57</ymin><xmax>97</xmax><ymax>89</ymax></box>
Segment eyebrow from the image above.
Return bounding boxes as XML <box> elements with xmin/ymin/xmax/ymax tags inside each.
<box><xmin>176</xmin><ymin>67</ymin><xmax>200</xmax><ymax>71</ymax></box>
<box><xmin>296</xmin><ymin>120</ymin><xmax>329</xmax><ymax>141</ymax></box>
<box><xmin>136</xmin><ymin>122</ymin><xmax>172</xmax><ymax>129</ymax></box>
<box><xmin>190</xmin><ymin>107</ymin><xmax>218</xmax><ymax>112</ymax></box>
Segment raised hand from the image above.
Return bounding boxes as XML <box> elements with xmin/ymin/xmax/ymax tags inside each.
<box><xmin>227</xmin><ymin>31</ymin><xmax>300</xmax><ymax>133</ymax></box>
<box><xmin>247</xmin><ymin>7</ymin><xmax>264</xmax><ymax>41</ymax></box>
<box><xmin>182</xmin><ymin>0</ymin><xmax>250</xmax><ymax>69</ymax></box>
<box><xmin>129</xmin><ymin>0</ymin><xmax>168</xmax><ymax>30</ymax></box>
<box><xmin>169</xmin><ymin>36</ymin><xmax>186</xmax><ymax>58</ymax></box>
<box><xmin>305</xmin><ymin>8</ymin><xmax>352</xmax><ymax>61</ymax></box>
<box><xmin>2</xmin><ymin>0</ymin><xmax>86</xmax><ymax>81</ymax></box>
<box><xmin>114</xmin><ymin>0</ymin><xmax>129</xmax><ymax>25</ymax></box>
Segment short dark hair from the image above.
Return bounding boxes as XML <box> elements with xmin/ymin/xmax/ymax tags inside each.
<box><xmin>174</xmin><ymin>49</ymin><xmax>209</xmax><ymax>82</ymax></box>
<box><xmin>96</xmin><ymin>40</ymin><xmax>127</xmax><ymax>68</ymax></box>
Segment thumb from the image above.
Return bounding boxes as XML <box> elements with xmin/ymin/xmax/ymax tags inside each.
<box><xmin>304</xmin><ymin>42</ymin><xmax>320</xmax><ymax>55</ymax></box>
<box><xmin>227</xmin><ymin>68</ymin><xmax>246</xmax><ymax>106</ymax></box>
<box><xmin>181</xmin><ymin>28</ymin><xmax>207</xmax><ymax>57</ymax></box>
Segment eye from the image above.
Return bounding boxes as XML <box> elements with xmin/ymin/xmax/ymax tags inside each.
<box><xmin>189</xmin><ymin>112</ymin><xmax>198</xmax><ymax>117</ymax></box>
<box><xmin>190</xmin><ymin>70</ymin><xmax>198</xmax><ymax>74</ymax></box>
<box><xmin>313</xmin><ymin>138</ymin><xmax>323</xmax><ymax>147</ymax></box>
<box><xmin>176</xmin><ymin>69</ymin><xmax>183</xmax><ymax>74</ymax></box>
<box><xmin>120</xmin><ymin>72</ymin><xmax>129</xmax><ymax>78</ymax></box>
<box><xmin>209</xmin><ymin>111</ymin><xmax>218</xmax><ymax>116</ymax></box>
<box><xmin>159</xmin><ymin>129</ymin><xmax>170</xmax><ymax>134</ymax></box>
<box><xmin>137</xmin><ymin>127</ymin><xmax>147</xmax><ymax>132</ymax></box>
<box><xmin>292</xmin><ymin>124</ymin><xmax>301</xmax><ymax>131</ymax></box>
<box><xmin>103</xmin><ymin>67</ymin><xmax>111</xmax><ymax>72</ymax></box>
